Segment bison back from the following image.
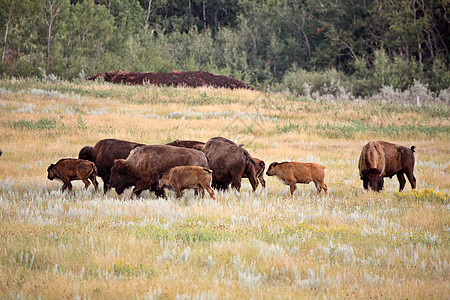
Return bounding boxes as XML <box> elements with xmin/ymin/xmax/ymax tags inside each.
<box><xmin>127</xmin><ymin>145</ymin><xmax>208</xmax><ymax>179</ymax></box>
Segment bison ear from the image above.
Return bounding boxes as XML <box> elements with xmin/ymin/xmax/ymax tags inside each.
<box><xmin>114</xmin><ymin>159</ymin><xmax>128</xmax><ymax>173</ymax></box>
<box><xmin>48</xmin><ymin>163</ymin><xmax>54</xmax><ymax>170</ymax></box>
<box><xmin>272</xmin><ymin>162</ymin><xmax>278</xmax><ymax>167</ymax></box>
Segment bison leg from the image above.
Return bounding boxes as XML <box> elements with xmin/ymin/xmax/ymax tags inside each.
<box><xmin>101</xmin><ymin>176</ymin><xmax>111</xmax><ymax>194</ymax></box>
<box><xmin>201</xmin><ymin>184</ymin><xmax>216</xmax><ymax>200</ymax></box>
<box><xmin>89</xmin><ymin>175</ymin><xmax>99</xmax><ymax>191</ymax></box>
<box><xmin>82</xmin><ymin>178</ymin><xmax>91</xmax><ymax>190</ymax></box>
<box><xmin>197</xmin><ymin>187</ymin><xmax>205</xmax><ymax>198</ymax></box>
<box><xmin>314</xmin><ymin>181</ymin><xmax>329</xmax><ymax>196</ymax></box>
<box><xmin>314</xmin><ymin>181</ymin><xmax>322</xmax><ymax>194</ymax></box>
<box><xmin>405</xmin><ymin>170</ymin><xmax>416</xmax><ymax>190</ymax></box>
<box><xmin>150</xmin><ymin>182</ymin><xmax>166</xmax><ymax>199</ymax></box>
<box><xmin>396</xmin><ymin>172</ymin><xmax>406</xmax><ymax>192</ymax></box>
<box><xmin>244</xmin><ymin>172</ymin><xmax>258</xmax><ymax>191</ymax></box>
<box><xmin>258</xmin><ymin>175</ymin><xmax>266</xmax><ymax>188</ymax></box>
<box><xmin>289</xmin><ymin>183</ymin><xmax>296</xmax><ymax>197</ymax></box>
<box><xmin>130</xmin><ymin>180</ymin><xmax>149</xmax><ymax>198</ymax></box>
<box><xmin>231</xmin><ymin>176</ymin><xmax>241</xmax><ymax>192</ymax></box>
<box><xmin>174</xmin><ymin>188</ymin><xmax>182</xmax><ymax>198</ymax></box>
<box><xmin>131</xmin><ymin>187</ymin><xmax>145</xmax><ymax>198</ymax></box>
<box><xmin>322</xmin><ymin>183</ymin><xmax>329</xmax><ymax>196</ymax></box>
<box><xmin>155</xmin><ymin>188</ymin><xmax>166</xmax><ymax>198</ymax></box>
<box><xmin>61</xmin><ymin>182</ymin><xmax>68</xmax><ymax>192</ymax></box>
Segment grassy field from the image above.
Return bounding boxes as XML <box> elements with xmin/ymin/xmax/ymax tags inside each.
<box><xmin>0</xmin><ymin>78</ymin><xmax>449</xmax><ymax>299</ymax></box>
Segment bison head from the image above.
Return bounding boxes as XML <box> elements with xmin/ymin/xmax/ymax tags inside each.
<box><xmin>156</xmin><ymin>173</ymin><xmax>169</xmax><ymax>190</ymax></box>
<box><xmin>78</xmin><ymin>146</ymin><xmax>94</xmax><ymax>161</ymax></box>
<box><xmin>109</xmin><ymin>159</ymin><xmax>135</xmax><ymax>195</ymax></box>
<box><xmin>361</xmin><ymin>168</ymin><xmax>384</xmax><ymax>192</ymax></box>
<box><xmin>47</xmin><ymin>164</ymin><xmax>56</xmax><ymax>180</ymax></box>
<box><xmin>266</xmin><ymin>162</ymin><xmax>278</xmax><ymax>176</ymax></box>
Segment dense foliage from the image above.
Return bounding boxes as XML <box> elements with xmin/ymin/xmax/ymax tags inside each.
<box><xmin>0</xmin><ymin>0</ymin><xmax>449</xmax><ymax>96</ymax></box>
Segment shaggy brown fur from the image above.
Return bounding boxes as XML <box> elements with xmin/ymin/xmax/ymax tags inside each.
<box><xmin>358</xmin><ymin>141</ymin><xmax>416</xmax><ymax>192</ymax></box>
<box><xmin>241</xmin><ymin>157</ymin><xmax>266</xmax><ymax>188</ymax></box>
<box><xmin>47</xmin><ymin>159</ymin><xmax>98</xmax><ymax>193</ymax></box>
<box><xmin>109</xmin><ymin>145</ymin><xmax>208</xmax><ymax>198</ymax></box>
<box><xmin>79</xmin><ymin>139</ymin><xmax>144</xmax><ymax>194</ymax></box>
<box><xmin>202</xmin><ymin>137</ymin><xmax>258</xmax><ymax>192</ymax></box>
<box><xmin>266</xmin><ymin>162</ymin><xmax>328</xmax><ymax>197</ymax></box>
<box><xmin>166</xmin><ymin>139</ymin><xmax>205</xmax><ymax>151</ymax></box>
<box><xmin>158</xmin><ymin>166</ymin><xmax>216</xmax><ymax>200</ymax></box>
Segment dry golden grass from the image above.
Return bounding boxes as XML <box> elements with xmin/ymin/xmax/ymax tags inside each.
<box><xmin>0</xmin><ymin>79</ymin><xmax>449</xmax><ymax>299</ymax></box>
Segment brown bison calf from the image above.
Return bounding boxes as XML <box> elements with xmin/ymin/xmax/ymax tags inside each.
<box><xmin>47</xmin><ymin>158</ymin><xmax>99</xmax><ymax>193</ymax></box>
<box><xmin>266</xmin><ymin>162</ymin><xmax>328</xmax><ymax>197</ymax></box>
<box><xmin>157</xmin><ymin>166</ymin><xmax>216</xmax><ymax>200</ymax></box>
<box><xmin>242</xmin><ymin>157</ymin><xmax>266</xmax><ymax>188</ymax></box>
<box><xmin>359</xmin><ymin>140</ymin><xmax>416</xmax><ymax>192</ymax></box>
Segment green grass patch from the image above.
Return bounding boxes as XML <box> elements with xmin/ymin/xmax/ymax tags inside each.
<box><xmin>9</xmin><ymin>118</ymin><xmax>58</xmax><ymax>130</ymax></box>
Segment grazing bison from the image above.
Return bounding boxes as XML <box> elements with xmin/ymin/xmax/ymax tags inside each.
<box><xmin>109</xmin><ymin>145</ymin><xmax>209</xmax><ymax>198</ymax></box>
<box><xmin>358</xmin><ymin>141</ymin><xmax>416</xmax><ymax>192</ymax></box>
<box><xmin>166</xmin><ymin>139</ymin><xmax>205</xmax><ymax>151</ymax></box>
<box><xmin>157</xmin><ymin>166</ymin><xmax>216</xmax><ymax>200</ymax></box>
<box><xmin>47</xmin><ymin>158</ymin><xmax>98</xmax><ymax>193</ymax></box>
<box><xmin>242</xmin><ymin>157</ymin><xmax>266</xmax><ymax>188</ymax></box>
<box><xmin>78</xmin><ymin>139</ymin><xmax>144</xmax><ymax>193</ymax></box>
<box><xmin>202</xmin><ymin>137</ymin><xmax>258</xmax><ymax>191</ymax></box>
<box><xmin>266</xmin><ymin>162</ymin><xmax>328</xmax><ymax>197</ymax></box>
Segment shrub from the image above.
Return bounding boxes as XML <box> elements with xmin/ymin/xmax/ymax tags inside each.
<box><xmin>275</xmin><ymin>67</ymin><xmax>352</xmax><ymax>98</ymax></box>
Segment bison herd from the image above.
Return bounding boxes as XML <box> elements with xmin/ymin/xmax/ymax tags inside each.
<box><xmin>47</xmin><ymin>137</ymin><xmax>417</xmax><ymax>199</ymax></box>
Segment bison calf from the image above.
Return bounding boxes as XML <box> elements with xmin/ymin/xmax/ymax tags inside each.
<box><xmin>47</xmin><ymin>158</ymin><xmax>99</xmax><ymax>193</ymax></box>
<box><xmin>266</xmin><ymin>162</ymin><xmax>328</xmax><ymax>197</ymax></box>
<box><xmin>242</xmin><ymin>157</ymin><xmax>266</xmax><ymax>188</ymax></box>
<box><xmin>157</xmin><ymin>166</ymin><xmax>216</xmax><ymax>200</ymax></box>
<box><xmin>359</xmin><ymin>140</ymin><xmax>416</xmax><ymax>192</ymax></box>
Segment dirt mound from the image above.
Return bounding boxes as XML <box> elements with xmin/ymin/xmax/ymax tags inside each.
<box><xmin>87</xmin><ymin>71</ymin><xmax>252</xmax><ymax>90</ymax></box>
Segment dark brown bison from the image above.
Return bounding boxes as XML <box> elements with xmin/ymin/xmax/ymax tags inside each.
<box><xmin>157</xmin><ymin>166</ymin><xmax>216</xmax><ymax>200</ymax></box>
<box><xmin>166</xmin><ymin>139</ymin><xmax>205</xmax><ymax>151</ymax></box>
<box><xmin>266</xmin><ymin>162</ymin><xmax>328</xmax><ymax>197</ymax></box>
<box><xmin>358</xmin><ymin>141</ymin><xmax>416</xmax><ymax>192</ymax></box>
<box><xmin>109</xmin><ymin>145</ymin><xmax>209</xmax><ymax>198</ymax></box>
<box><xmin>241</xmin><ymin>157</ymin><xmax>266</xmax><ymax>188</ymax></box>
<box><xmin>47</xmin><ymin>159</ymin><xmax>98</xmax><ymax>193</ymax></box>
<box><xmin>78</xmin><ymin>139</ymin><xmax>144</xmax><ymax>193</ymax></box>
<box><xmin>202</xmin><ymin>137</ymin><xmax>258</xmax><ymax>191</ymax></box>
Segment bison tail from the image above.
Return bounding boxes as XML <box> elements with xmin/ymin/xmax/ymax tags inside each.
<box><xmin>92</xmin><ymin>163</ymin><xmax>99</xmax><ymax>176</ymax></box>
<box><xmin>242</xmin><ymin>149</ymin><xmax>256</xmax><ymax>166</ymax></box>
<box><xmin>203</xmin><ymin>168</ymin><xmax>213</xmax><ymax>173</ymax></box>
<box><xmin>411</xmin><ymin>146</ymin><xmax>416</xmax><ymax>153</ymax></box>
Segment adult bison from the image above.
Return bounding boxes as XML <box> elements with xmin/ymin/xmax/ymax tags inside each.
<box><xmin>166</xmin><ymin>139</ymin><xmax>205</xmax><ymax>151</ymax></box>
<box><xmin>78</xmin><ymin>139</ymin><xmax>144</xmax><ymax>193</ymax></box>
<box><xmin>202</xmin><ymin>137</ymin><xmax>258</xmax><ymax>192</ymax></box>
<box><xmin>358</xmin><ymin>140</ymin><xmax>416</xmax><ymax>192</ymax></box>
<box><xmin>109</xmin><ymin>145</ymin><xmax>209</xmax><ymax>198</ymax></box>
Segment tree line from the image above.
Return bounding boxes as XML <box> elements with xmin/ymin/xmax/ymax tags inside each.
<box><xmin>1</xmin><ymin>0</ymin><xmax>449</xmax><ymax>97</ymax></box>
